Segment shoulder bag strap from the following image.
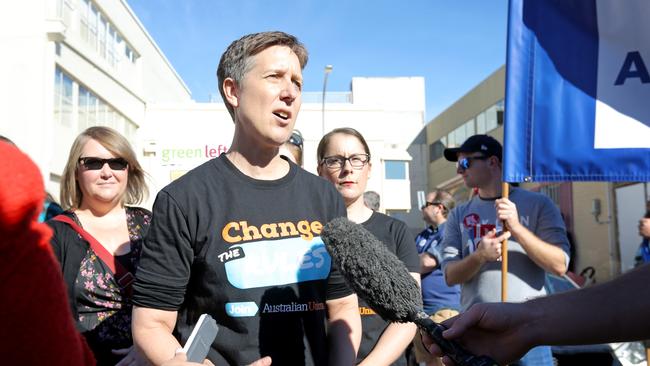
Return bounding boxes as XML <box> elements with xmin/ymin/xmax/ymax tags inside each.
<box><xmin>52</xmin><ymin>214</ymin><xmax>134</xmax><ymax>291</ymax></box>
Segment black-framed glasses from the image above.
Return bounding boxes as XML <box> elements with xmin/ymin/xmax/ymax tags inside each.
<box><xmin>421</xmin><ymin>201</ymin><xmax>443</xmax><ymax>210</ymax></box>
<box><xmin>320</xmin><ymin>154</ymin><xmax>370</xmax><ymax>170</ymax></box>
<box><xmin>78</xmin><ymin>157</ymin><xmax>128</xmax><ymax>170</ymax></box>
<box><xmin>288</xmin><ymin>131</ymin><xmax>303</xmax><ymax>149</ymax></box>
<box><xmin>457</xmin><ymin>155</ymin><xmax>488</xmax><ymax>171</ymax></box>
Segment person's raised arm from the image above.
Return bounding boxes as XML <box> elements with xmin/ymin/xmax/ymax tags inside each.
<box><xmin>326</xmin><ymin>294</ymin><xmax>362</xmax><ymax>366</ymax></box>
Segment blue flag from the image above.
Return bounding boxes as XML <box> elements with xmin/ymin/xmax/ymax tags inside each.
<box><xmin>503</xmin><ymin>0</ymin><xmax>650</xmax><ymax>182</ymax></box>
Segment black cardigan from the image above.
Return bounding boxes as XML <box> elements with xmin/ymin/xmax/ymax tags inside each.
<box><xmin>47</xmin><ymin>206</ymin><xmax>151</xmax><ymax>322</ymax></box>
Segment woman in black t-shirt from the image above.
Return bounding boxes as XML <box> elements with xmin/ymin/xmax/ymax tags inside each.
<box><xmin>317</xmin><ymin>127</ymin><xmax>421</xmax><ymax>366</ymax></box>
<box><xmin>47</xmin><ymin>126</ymin><xmax>151</xmax><ymax>366</ymax></box>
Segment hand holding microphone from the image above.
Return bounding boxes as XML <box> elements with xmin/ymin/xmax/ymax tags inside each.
<box><xmin>322</xmin><ymin>218</ymin><xmax>498</xmax><ymax>366</ymax></box>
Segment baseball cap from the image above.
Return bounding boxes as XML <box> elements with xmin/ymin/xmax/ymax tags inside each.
<box><xmin>443</xmin><ymin>134</ymin><xmax>502</xmax><ymax>162</ymax></box>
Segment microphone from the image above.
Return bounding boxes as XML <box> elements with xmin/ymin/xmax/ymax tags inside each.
<box><xmin>322</xmin><ymin>217</ymin><xmax>498</xmax><ymax>366</ymax></box>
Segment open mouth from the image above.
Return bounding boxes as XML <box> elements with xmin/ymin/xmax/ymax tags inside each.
<box><xmin>273</xmin><ymin>111</ymin><xmax>289</xmax><ymax>120</ymax></box>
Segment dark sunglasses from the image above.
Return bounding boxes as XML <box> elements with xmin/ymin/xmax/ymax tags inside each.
<box><xmin>288</xmin><ymin>132</ymin><xmax>303</xmax><ymax>149</ymax></box>
<box><xmin>457</xmin><ymin>155</ymin><xmax>488</xmax><ymax>170</ymax></box>
<box><xmin>421</xmin><ymin>201</ymin><xmax>443</xmax><ymax>210</ymax></box>
<box><xmin>78</xmin><ymin>157</ymin><xmax>128</xmax><ymax>170</ymax></box>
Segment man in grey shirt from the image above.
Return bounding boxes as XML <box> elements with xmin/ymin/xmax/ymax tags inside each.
<box><xmin>439</xmin><ymin>134</ymin><xmax>570</xmax><ymax>366</ymax></box>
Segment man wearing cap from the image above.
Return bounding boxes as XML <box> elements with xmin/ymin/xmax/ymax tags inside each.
<box><xmin>439</xmin><ymin>134</ymin><xmax>570</xmax><ymax>366</ymax></box>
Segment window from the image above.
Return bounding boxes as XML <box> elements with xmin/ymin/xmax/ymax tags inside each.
<box><xmin>54</xmin><ymin>68</ymin><xmax>73</xmax><ymax>126</ymax></box>
<box><xmin>496</xmin><ymin>99</ymin><xmax>505</xmax><ymax>125</ymax></box>
<box><xmin>55</xmin><ymin>67</ymin><xmax>135</xmax><ymax>136</ymax></box>
<box><xmin>476</xmin><ymin>111</ymin><xmax>487</xmax><ymax>134</ymax></box>
<box><xmin>429</xmin><ymin>140</ymin><xmax>445</xmax><ymax>162</ymax></box>
<box><xmin>98</xmin><ymin>16</ymin><xmax>107</xmax><ymax>58</ymax></box>
<box><xmin>385</xmin><ymin>161</ymin><xmax>407</xmax><ymax>180</ymax></box>
<box><xmin>79</xmin><ymin>0</ymin><xmax>138</xmax><ymax>67</ymax></box>
<box><xmin>485</xmin><ymin>105</ymin><xmax>498</xmax><ymax>132</ymax></box>
<box><xmin>447</xmin><ymin>119</ymin><xmax>475</xmax><ymax>148</ymax></box>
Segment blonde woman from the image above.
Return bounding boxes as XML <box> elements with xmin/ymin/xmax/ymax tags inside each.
<box><xmin>47</xmin><ymin>126</ymin><xmax>150</xmax><ymax>366</ymax></box>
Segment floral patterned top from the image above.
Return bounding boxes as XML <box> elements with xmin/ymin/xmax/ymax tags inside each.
<box><xmin>69</xmin><ymin>206</ymin><xmax>151</xmax><ymax>364</ymax></box>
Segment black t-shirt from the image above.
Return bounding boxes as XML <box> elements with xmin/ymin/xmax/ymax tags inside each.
<box><xmin>356</xmin><ymin>211</ymin><xmax>419</xmax><ymax>366</ymax></box>
<box><xmin>133</xmin><ymin>155</ymin><xmax>349</xmax><ymax>366</ymax></box>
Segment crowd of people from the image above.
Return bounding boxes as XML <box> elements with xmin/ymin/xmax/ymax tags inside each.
<box><xmin>2</xmin><ymin>30</ymin><xmax>650</xmax><ymax>366</ymax></box>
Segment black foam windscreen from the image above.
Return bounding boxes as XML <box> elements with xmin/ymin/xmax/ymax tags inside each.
<box><xmin>321</xmin><ymin>217</ymin><xmax>423</xmax><ymax>322</ymax></box>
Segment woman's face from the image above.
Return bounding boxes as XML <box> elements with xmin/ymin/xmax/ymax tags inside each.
<box><xmin>75</xmin><ymin>138</ymin><xmax>129</xmax><ymax>208</ymax></box>
<box><xmin>317</xmin><ymin>133</ymin><xmax>371</xmax><ymax>206</ymax></box>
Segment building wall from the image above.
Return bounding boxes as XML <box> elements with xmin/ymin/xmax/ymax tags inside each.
<box><xmin>571</xmin><ymin>182</ymin><xmax>614</xmax><ymax>282</ymax></box>
<box><xmin>0</xmin><ymin>0</ymin><xmax>191</xmax><ymax>202</ymax></box>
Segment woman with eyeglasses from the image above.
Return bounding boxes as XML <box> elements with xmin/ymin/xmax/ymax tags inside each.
<box><xmin>317</xmin><ymin>127</ymin><xmax>420</xmax><ymax>366</ymax></box>
<box><xmin>47</xmin><ymin>126</ymin><xmax>151</xmax><ymax>366</ymax></box>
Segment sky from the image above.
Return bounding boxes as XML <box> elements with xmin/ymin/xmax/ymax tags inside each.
<box><xmin>127</xmin><ymin>0</ymin><xmax>508</xmax><ymax>122</ymax></box>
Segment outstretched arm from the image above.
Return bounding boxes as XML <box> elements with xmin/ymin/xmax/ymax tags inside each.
<box><xmin>426</xmin><ymin>264</ymin><xmax>650</xmax><ymax>365</ymax></box>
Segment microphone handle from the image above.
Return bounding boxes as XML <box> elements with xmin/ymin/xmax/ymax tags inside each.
<box><xmin>414</xmin><ymin>316</ymin><xmax>499</xmax><ymax>366</ymax></box>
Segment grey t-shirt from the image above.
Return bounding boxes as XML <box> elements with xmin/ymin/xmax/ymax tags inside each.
<box><xmin>441</xmin><ymin>188</ymin><xmax>570</xmax><ymax>311</ymax></box>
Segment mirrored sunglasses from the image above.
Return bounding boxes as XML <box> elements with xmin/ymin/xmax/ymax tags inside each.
<box><xmin>457</xmin><ymin>155</ymin><xmax>488</xmax><ymax>170</ymax></box>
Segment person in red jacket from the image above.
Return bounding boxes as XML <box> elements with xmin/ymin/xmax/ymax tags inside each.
<box><xmin>0</xmin><ymin>141</ymin><xmax>95</xmax><ymax>365</ymax></box>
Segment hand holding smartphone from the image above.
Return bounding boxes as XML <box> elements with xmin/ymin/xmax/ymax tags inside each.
<box><xmin>182</xmin><ymin>314</ymin><xmax>219</xmax><ymax>363</ymax></box>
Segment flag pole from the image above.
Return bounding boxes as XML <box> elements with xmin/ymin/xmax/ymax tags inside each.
<box><xmin>501</xmin><ymin>182</ymin><xmax>509</xmax><ymax>302</ymax></box>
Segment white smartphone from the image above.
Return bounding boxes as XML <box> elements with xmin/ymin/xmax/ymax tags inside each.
<box><xmin>182</xmin><ymin>313</ymin><xmax>219</xmax><ymax>363</ymax></box>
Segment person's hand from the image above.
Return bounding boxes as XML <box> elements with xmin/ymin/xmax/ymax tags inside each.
<box><xmin>639</xmin><ymin>217</ymin><xmax>650</xmax><ymax>238</ymax></box>
<box><xmin>495</xmin><ymin>198</ymin><xmax>520</xmax><ymax>231</ymax></box>
<box><xmin>476</xmin><ymin>229</ymin><xmax>510</xmax><ymax>262</ymax></box>
<box><xmin>248</xmin><ymin>356</ymin><xmax>272</xmax><ymax>366</ymax></box>
<box><xmin>114</xmin><ymin>345</ymin><xmax>147</xmax><ymax>366</ymax></box>
<box><xmin>160</xmin><ymin>352</ymin><xmax>214</xmax><ymax>365</ymax></box>
<box><xmin>162</xmin><ymin>352</ymin><xmax>271</xmax><ymax>366</ymax></box>
<box><xmin>423</xmin><ymin>302</ymin><xmax>536</xmax><ymax>366</ymax></box>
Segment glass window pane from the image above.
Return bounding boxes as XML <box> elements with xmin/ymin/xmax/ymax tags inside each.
<box><xmin>107</xmin><ymin>27</ymin><xmax>116</xmax><ymax>66</ymax></box>
<box><xmin>89</xmin><ymin>4</ymin><xmax>98</xmax><ymax>50</ymax></box>
<box><xmin>88</xmin><ymin>94</ymin><xmax>97</xmax><ymax>127</ymax></box>
<box><xmin>447</xmin><ymin>130</ymin><xmax>456</xmax><ymax>148</ymax></box>
<box><xmin>99</xmin><ymin>16</ymin><xmax>107</xmax><ymax>58</ymax></box>
<box><xmin>78</xmin><ymin>87</ymin><xmax>88</xmax><ymax>131</ymax></box>
<box><xmin>486</xmin><ymin>105</ymin><xmax>498</xmax><ymax>132</ymax></box>
<box><xmin>465</xmin><ymin>119</ymin><xmax>475</xmax><ymax>138</ymax></box>
<box><xmin>385</xmin><ymin>161</ymin><xmax>406</xmax><ymax>180</ymax></box>
<box><xmin>476</xmin><ymin>112</ymin><xmax>487</xmax><ymax>134</ymax></box>
<box><xmin>455</xmin><ymin>124</ymin><xmax>466</xmax><ymax>146</ymax></box>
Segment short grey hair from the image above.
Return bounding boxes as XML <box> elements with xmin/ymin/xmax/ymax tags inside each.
<box><xmin>363</xmin><ymin>191</ymin><xmax>380</xmax><ymax>211</ymax></box>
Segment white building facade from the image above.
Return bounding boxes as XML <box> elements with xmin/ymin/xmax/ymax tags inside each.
<box><xmin>1</xmin><ymin>0</ymin><xmax>427</xmax><ymax>230</ymax></box>
<box><xmin>0</xmin><ymin>0</ymin><xmax>191</xmax><ymax>197</ymax></box>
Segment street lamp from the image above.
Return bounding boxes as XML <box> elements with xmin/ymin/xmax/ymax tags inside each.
<box><xmin>322</xmin><ymin>65</ymin><xmax>333</xmax><ymax>136</ymax></box>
